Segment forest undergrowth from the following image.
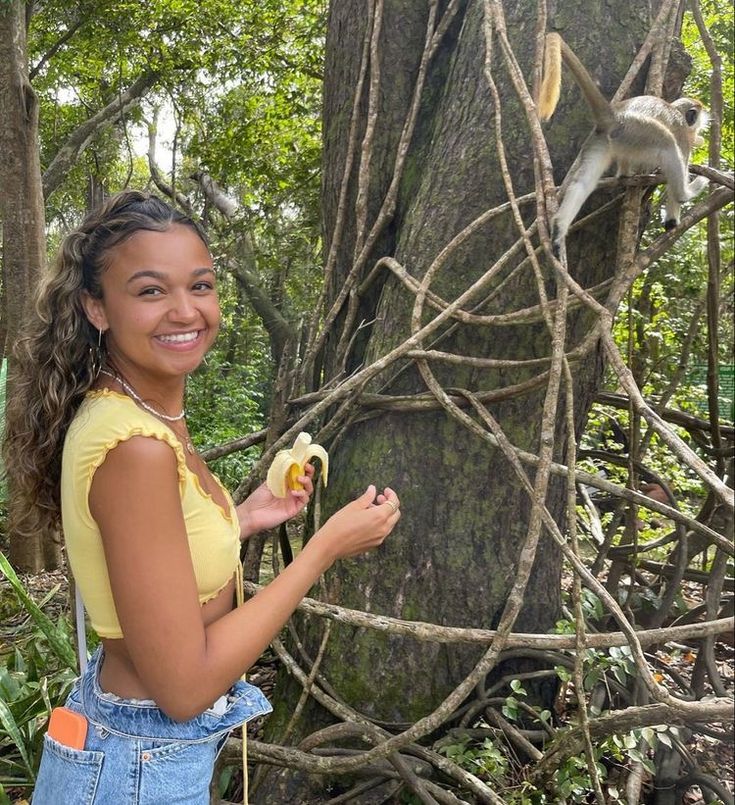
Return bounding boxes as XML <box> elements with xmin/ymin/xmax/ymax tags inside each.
<box><xmin>2</xmin><ymin>537</ymin><xmax>733</xmax><ymax>805</ymax></box>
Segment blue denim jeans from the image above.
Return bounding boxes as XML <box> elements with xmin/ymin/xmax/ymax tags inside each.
<box><xmin>32</xmin><ymin>648</ymin><xmax>271</xmax><ymax>804</ymax></box>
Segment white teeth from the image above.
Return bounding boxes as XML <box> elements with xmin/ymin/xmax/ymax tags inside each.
<box><xmin>158</xmin><ymin>332</ymin><xmax>199</xmax><ymax>343</ymax></box>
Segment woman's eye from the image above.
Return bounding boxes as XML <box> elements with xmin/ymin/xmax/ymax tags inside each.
<box><xmin>139</xmin><ymin>287</ymin><xmax>163</xmax><ymax>296</ymax></box>
<box><xmin>193</xmin><ymin>281</ymin><xmax>214</xmax><ymax>292</ymax></box>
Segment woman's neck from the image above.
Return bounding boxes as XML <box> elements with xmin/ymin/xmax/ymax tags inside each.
<box><xmin>102</xmin><ymin>361</ymin><xmax>186</xmax><ymax>420</ymax></box>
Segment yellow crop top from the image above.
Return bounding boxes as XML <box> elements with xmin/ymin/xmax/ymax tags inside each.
<box><xmin>61</xmin><ymin>389</ymin><xmax>240</xmax><ymax>638</ymax></box>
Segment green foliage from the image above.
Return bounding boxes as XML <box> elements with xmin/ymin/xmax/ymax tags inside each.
<box><xmin>502</xmin><ymin>678</ymin><xmax>527</xmax><ymax>720</ymax></box>
<box><xmin>433</xmin><ymin>717</ymin><xmax>679</xmax><ymax>803</ymax></box>
<box><xmin>186</xmin><ymin>351</ymin><xmax>265</xmax><ymax>490</ymax></box>
<box><xmin>554</xmin><ymin>753</ymin><xmax>607</xmax><ymax>801</ymax></box>
<box><xmin>0</xmin><ymin>642</ymin><xmax>76</xmax><ymax>795</ymax></box>
<box><xmin>582</xmin><ymin>646</ymin><xmax>636</xmax><ymax>700</ymax></box>
<box><xmin>29</xmin><ymin>0</ymin><xmax>326</xmax><ymax>229</ymax></box>
<box><xmin>553</xmin><ymin>604</ymin><xmax>638</xmax><ymax>709</ymax></box>
<box><xmin>0</xmin><ymin>554</ymin><xmax>76</xmax><ymax>670</ymax></box>
<box><xmin>681</xmin><ymin>1</ymin><xmax>735</xmax><ymax>171</ymax></box>
<box><xmin>436</xmin><ymin>734</ymin><xmax>509</xmax><ymax>785</ymax></box>
<box><xmin>0</xmin><ymin>556</ymin><xmax>77</xmax><ymax>795</ymax></box>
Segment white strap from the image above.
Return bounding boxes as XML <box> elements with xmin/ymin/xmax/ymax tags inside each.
<box><xmin>236</xmin><ymin>561</ymin><xmax>249</xmax><ymax>805</ymax></box>
<box><xmin>74</xmin><ymin>585</ymin><xmax>88</xmax><ymax>674</ymax></box>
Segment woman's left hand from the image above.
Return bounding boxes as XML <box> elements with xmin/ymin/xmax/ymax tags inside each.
<box><xmin>237</xmin><ymin>463</ymin><xmax>315</xmax><ymax>539</ymax></box>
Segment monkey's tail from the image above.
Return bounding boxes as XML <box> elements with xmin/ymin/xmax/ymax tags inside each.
<box><xmin>538</xmin><ymin>33</ymin><xmax>561</xmax><ymax>121</ymax></box>
<box><xmin>539</xmin><ymin>33</ymin><xmax>615</xmax><ymax>130</ymax></box>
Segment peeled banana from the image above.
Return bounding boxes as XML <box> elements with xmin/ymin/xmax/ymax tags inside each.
<box><xmin>265</xmin><ymin>432</ymin><xmax>329</xmax><ymax>498</ymax></box>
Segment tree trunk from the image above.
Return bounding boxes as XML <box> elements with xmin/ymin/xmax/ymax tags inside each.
<box><xmin>0</xmin><ymin>0</ymin><xmax>57</xmax><ymax>571</ymax></box>
<box><xmin>258</xmin><ymin>0</ymin><xmax>659</xmax><ymax>799</ymax></box>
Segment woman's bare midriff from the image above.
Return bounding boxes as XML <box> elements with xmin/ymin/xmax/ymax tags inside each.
<box><xmin>97</xmin><ymin>576</ymin><xmax>236</xmax><ymax>700</ymax></box>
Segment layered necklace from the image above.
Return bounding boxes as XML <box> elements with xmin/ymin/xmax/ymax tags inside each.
<box><xmin>99</xmin><ymin>368</ymin><xmax>195</xmax><ymax>454</ymax></box>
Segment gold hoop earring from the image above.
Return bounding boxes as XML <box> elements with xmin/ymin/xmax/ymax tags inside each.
<box><xmin>89</xmin><ymin>328</ymin><xmax>105</xmax><ymax>379</ymax></box>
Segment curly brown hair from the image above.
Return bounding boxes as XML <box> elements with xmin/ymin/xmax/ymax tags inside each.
<box><xmin>2</xmin><ymin>189</ymin><xmax>208</xmax><ymax>546</ymax></box>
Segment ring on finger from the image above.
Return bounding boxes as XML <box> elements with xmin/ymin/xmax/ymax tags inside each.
<box><xmin>385</xmin><ymin>499</ymin><xmax>399</xmax><ymax>514</ymax></box>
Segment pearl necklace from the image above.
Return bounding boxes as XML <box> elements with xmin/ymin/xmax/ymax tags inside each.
<box><xmin>99</xmin><ymin>369</ymin><xmax>195</xmax><ymax>454</ymax></box>
<box><xmin>99</xmin><ymin>369</ymin><xmax>185</xmax><ymax>421</ymax></box>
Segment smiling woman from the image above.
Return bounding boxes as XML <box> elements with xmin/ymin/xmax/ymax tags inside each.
<box><xmin>2</xmin><ymin>190</ymin><xmax>401</xmax><ymax>804</ymax></box>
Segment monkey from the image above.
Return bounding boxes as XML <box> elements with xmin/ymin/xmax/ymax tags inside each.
<box><xmin>538</xmin><ymin>32</ymin><xmax>708</xmax><ymax>253</ymax></box>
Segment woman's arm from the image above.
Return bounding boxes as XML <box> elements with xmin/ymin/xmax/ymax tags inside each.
<box><xmin>89</xmin><ymin>436</ymin><xmax>399</xmax><ymax>721</ymax></box>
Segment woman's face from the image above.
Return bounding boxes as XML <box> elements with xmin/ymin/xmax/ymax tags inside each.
<box><xmin>83</xmin><ymin>224</ymin><xmax>220</xmax><ymax>383</ymax></box>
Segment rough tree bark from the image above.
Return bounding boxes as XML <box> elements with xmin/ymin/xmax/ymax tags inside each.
<box><xmin>0</xmin><ymin>0</ymin><xmax>57</xmax><ymax>571</ymax></box>
<box><xmin>257</xmin><ymin>1</ymin><xmax>665</xmax><ymax>799</ymax></box>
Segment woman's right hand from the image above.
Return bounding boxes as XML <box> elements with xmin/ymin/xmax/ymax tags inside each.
<box><xmin>312</xmin><ymin>485</ymin><xmax>400</xmax><ymax>561</ymax></box>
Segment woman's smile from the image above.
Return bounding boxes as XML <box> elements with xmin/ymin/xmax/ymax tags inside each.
<box><xmin>155</xmin><ymin>329</ymin><xmax>206</xmax><ymax>349</ymax></box>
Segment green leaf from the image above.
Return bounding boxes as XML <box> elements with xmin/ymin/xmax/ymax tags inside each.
<box><xmin>0</xmin><ymin>552</ymin><xmax>77</xmax><ymax>669</ymax></box>
<box><xmin>502</xmin><ymin>698</ymin><xmax>518</xmax><ymax>720</ymax></box>
<box><xmin>39</xmin><ymin>676</ymin><xmax>52</xmax><ymax>717</ymax></box>
<box><xmin>0</xmin><ymin>698</ymin><xmax>34</xmax><ymax>780</ymax></box>
<box><xmin>657</xmin><ymin>732</ymin><xmax>672</xmax><ymax>748</ymax></box>
<box><xmin>0</xmin><ymin>670</ymin><xmax>20</xmax><ymax>702</ymax></box>
<box><xmin>510</xmin><ymin>679</ymin><xmax>527</xmax><ymax>696</ymax></box>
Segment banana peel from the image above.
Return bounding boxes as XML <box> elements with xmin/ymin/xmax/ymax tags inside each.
<box><xmin>266</xmin><ymin>432</ymin><xmax>329</xmax><ymax>498</ymax></box>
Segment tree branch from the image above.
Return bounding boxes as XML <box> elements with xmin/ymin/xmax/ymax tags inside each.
<box><xmin>228</xmin><ymin>255</ymin><xmax>295</xmax><ymax>362</ymax></box>
<box><xmin>29</xmin><ymin>15</ymin><xmax>85</xmax><ymax>80</ymax></box>
<box><xmin>190</xmin><ymin>170</ymin><xmax>296</xmax><ymax>359</ymax></box>
<box><xmin>535</xmin><ymin>700</ymin><xmax>734</xmax><ymax>780</ymax></box>
<box><xmin>242</xmin><ymin>580</ymin><xmax>734</xmax><ymax>650</ymax></box>
<box><xmin>42</xmin><ymin>69</ymin><xmax>159</xmax><ymax>198</ymax></box>
<box><xmin>596</xmin><ymin>391</ymin><xmax>734</xmax><ymax>438</ymax></box>
<box><xmin>147</xmin><ymin>110</ymin><xmax>193</xmax><ymax>214</ymax></box>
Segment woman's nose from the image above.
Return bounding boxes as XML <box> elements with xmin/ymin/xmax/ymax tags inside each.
<box><xmin>168</xmin><ymin>291</ymin><xmax>198</xmax><ymax>321</ymax></box>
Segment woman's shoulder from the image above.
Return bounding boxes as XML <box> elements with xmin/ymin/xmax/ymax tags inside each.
<box><xmin>70</xmin><ymin>389</ymin><xmax>166</xmax><ymax>437</ymax></box>
<box><xmin>65</xmin><ymin>389</ymin><xmax>186</xmax><ymax>473</ymax></box>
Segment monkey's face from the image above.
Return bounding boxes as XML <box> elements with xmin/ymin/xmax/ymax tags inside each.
<box><xmin>672</xmin><ymin>97</ymin><xmax>709</xmax><ymax>132</ymax></box>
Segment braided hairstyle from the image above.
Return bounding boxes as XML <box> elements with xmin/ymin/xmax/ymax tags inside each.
<box><xmin>2</xmin><ymin>190</ymin><xmax>208</xmax><ymax>545</ymax></box>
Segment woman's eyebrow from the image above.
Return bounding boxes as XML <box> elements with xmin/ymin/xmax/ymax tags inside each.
<box><xmin>126</xmin><ymin>269</ymin><xmax>167</xmax><ymax>284</ymax></box>
<box><xmin>126</xmin><ymin>267</ymin><xmax>215</xmax><ymax>284</ymax></box>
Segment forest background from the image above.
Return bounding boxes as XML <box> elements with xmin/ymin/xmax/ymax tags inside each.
<box><xmin>0</xmin><ymin>0</ymin><xmax>733</xmax><ymax>803</ymax></box>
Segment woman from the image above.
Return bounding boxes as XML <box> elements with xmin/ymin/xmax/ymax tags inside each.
<box><xmin>3</xmin><ymin>190</ymin><xmax>400</xmax><ymax>804</ymax></box>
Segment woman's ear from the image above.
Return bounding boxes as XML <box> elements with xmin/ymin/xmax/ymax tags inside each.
<box><xmin>80</xmin><ymin>291</ymin><xmax>109</xmax><ymax>334</ymax></box>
